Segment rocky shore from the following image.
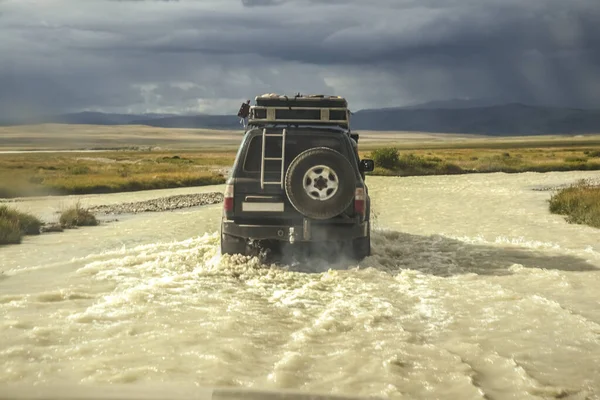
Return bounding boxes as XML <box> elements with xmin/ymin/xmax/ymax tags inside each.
<box><xmin>87</xmin><ymin>192</ymin><xmax>224</xmax><ymax>215</ymax></box>
<box><xmin>531</xmin><ymin>177</ymin><xmax>600</xmax><ymax>192</ymax></box>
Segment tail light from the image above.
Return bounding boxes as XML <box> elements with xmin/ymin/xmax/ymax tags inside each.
<box><xmin>223</xmin><ymin>184</ymin><xmax>234</xmax><ymax>212</ymax></box>
<box><xmin>354</xmin><ymin>187</ymin><xmax>365</xmax><ymax>216</ymax></box>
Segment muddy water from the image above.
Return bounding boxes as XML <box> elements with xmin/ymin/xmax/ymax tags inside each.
<box><xmin>1</xmin><ymin>171</ymin><xmax>600</xmax><ymax>399</ymax></box>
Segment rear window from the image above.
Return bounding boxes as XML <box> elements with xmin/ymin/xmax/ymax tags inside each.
<box><xmin>243</xmin><ymin>131</ymin><xmax>346</xmax><ymax>172</ymax></box>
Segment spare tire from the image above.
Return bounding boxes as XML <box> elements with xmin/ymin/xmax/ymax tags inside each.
<box><xmin>285</xmin><ymin>147</ymin><xmax>355</xmax><ymax>220</ymax></box>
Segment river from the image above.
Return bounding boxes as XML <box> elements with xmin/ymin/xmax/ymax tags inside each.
<box><xmin>1</xmin><ymin>171</ymin><xmax>599</xmax><ymax>399</ymax></box>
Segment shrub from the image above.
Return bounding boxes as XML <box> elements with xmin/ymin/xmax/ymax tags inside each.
<box><xmin>370</xmin><ymin>147</ymin><xmax>399</xmax><ymax>170</ymax></box>
<box><xmin>60</xmin><ymin>203</ymin><xmax>98</xmax><ymax>228</ymax></box>
<box><xmin>159</xmin><ymin>155</ymin><xmax>193</xmax><ymax>164</ymax></box>
<box><xmin>370</xmin><ymin>166</ymin><xmax>396</xmax><ymax>176</ymax></box>
<box><xmin>437</xmin><ymin>162</ymin><xmax>464</xmax><ymax>174</ymax></box>
<box><xmin>396</xmin><ymin>153</ymin><xmax>437</xmax><ymax>170</ymax></box>
<box><xmin>565</xmin><ymin>156</ymin><xmax>588</xmax><ymax>163</ymax></box>
<box><xmin>583</xmin><ymin>150</ymin><xmax>600</xmax><ymax>157</ymax></box>
<box><xmin>549</xmin><ymin>179</ymin><xmax>600</xmax><ymax>228</ymax></box>
<box><xmin>0</xmin><ymin>215</ymin><xmax>22</xmax><ymax>244</ymax></box>
<box><xmin>69</xmin><ymin>165</ymin><xmax>91</xmax><ymax>175</ymax></box>
<box><xmin>16</xmin><ymin>213</ymin><xmax>43</xmax><ymax>235</ymax></box>
<box><xmin>0</xmin><ymin>205</ymin><xmax>43</xmax><ymax>244</ymax></box>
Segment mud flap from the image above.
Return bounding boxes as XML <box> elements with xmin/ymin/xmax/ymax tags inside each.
<box><xmin>303</xmin><ymin>218</ymin><xmax>311</xmax><ymax>240</ymax></box>
<box><xmin>220</xmin><ymin>233</ymin><xmax>247</xmax><ymax>256</ymax></box>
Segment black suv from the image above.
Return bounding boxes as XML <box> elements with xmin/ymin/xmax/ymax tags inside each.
<box><xmin>220</xmin><ymin>94</ymin><xmax>375</xmax><ymax>260</ymax></box>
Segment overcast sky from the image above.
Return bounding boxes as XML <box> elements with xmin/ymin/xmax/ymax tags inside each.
<box><xmin>1</xmin><ymin>0</ymin><xmax>599</xmax><ymax>117</ymax></box>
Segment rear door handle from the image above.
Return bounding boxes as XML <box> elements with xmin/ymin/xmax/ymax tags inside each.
<box><xmin>244</xmin><ymin>195</ymin><xmax>283</xmax><ymax>202</ymax></box>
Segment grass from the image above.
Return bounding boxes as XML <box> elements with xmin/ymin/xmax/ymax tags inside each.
<box><xmin>0</xmin><ymin>205</ymin><xmax>42</xmax><ymax>244</ymax></box>
<box><xmin>1</xmin><ymin>136</ymin><xmax>600</xmax><ymax>198</ymax></box>
<box><xmin>362</xmin><ymin>146</ymin><xmax>600</xmax><ymax>176</ymax></box>
<box><xmin>549</xmin><ymin>180</ymin><xmax>600</xmax><ymax>229</ymax></box>
<box><xmin>0</xmin><ymin>151</ymin><xmax>230</xmax><ymax>198</ymax></box>
<box><xmin>0</xmin><ymin>202</ymin><xmax>99</xmax><ymax>245</ymax></box>
<box><xmin>59</xmin><ymin>203</ymin><xmax>98</xmax><ymax>228</ymax></box>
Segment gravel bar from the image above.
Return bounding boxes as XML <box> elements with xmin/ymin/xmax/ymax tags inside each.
<box><xmin>531</xmin><ymin>177</ymin><xmax>600</xmax><ymax>192</ymax></box>
<box><xmin>87</xmin><ymin>192</ymin><xmax>224</xmax><ymax>215</ymax></box>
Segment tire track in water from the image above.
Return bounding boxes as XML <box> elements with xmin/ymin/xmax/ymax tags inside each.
<box><xmin>260</xmin><ymin>268</ymin><xmax>418</xmax><ymax>397</ymax></box>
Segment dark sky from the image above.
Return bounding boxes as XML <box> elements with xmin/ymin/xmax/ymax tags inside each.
<box><xmin>1</xmin><ymin>0</ymin><xmax>599</xmax><ymax>117</ymax></box>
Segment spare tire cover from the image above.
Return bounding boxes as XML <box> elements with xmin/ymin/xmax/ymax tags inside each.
<box><xmin>284</xmin><ymin>147</ymin><xmax>355</xmax><ymax>220</ymax></box>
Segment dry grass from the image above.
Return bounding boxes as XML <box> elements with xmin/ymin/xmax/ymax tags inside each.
<box><xmin>1</xmin><ymin>127</ymin><xmax>600</xmax><ymax>198</ymax></box>
<box><xmin>549</xmin><ymin>180</ymin><xmax>600</xmax><ymax>229</ymax></box>
<box><xmin>0</xmin><ymin>151</ymin><xmax>231</xmax><ymax>198</ymax></box>
<box><xmin>2</xmin><ymin>124</ymin><xmax>599</xmax><ymax>152</ymax></box>
<box><xmin>59</xmin><ymin>203</ymin><xmax>98</xmax><ymax>228</ymax></box>
<box><xmin>0</xmin><ymin>205</ymin><xmax>42</xmax><ymax>244</ymax></box>
<box><xmin>0</xmin><ymin>124</ymin><xmax>243</xmax><ymax>151</ymax></box>
<box><xmin>362</xmin><ymin>146</ymin><xmax>600</xmax><ymax>176</ymax></box>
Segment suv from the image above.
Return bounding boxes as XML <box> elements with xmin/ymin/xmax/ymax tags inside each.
<box><xmin>220</xmin><ymin>94</ymin><xmax>375</xmax><ymax>260</ymax></box>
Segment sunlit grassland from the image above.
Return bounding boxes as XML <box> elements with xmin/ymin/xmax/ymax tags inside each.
<box><xmin>0</xmin><ymin>151</ymin><xmax>230</xmax><ymax>198</ymax></box>
<box><xmin>1</xmin><ymin>124</ymin><xmax>600</xmax><ymax>198</ymax></box>
<box><xmin>549</xmin><ymin>179</ymin><xmax>600</xmax><ymax>229</ymax></box>
<box><xmin>360</xmin><ymin>146</ymin><xmax>600</xmax><ymax>176</ymax></box>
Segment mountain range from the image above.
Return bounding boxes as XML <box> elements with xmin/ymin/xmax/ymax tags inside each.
<box><xmin>2</xmin><ymin>100</ymin><xmax>599</xmax><ymax>136</ymax></box>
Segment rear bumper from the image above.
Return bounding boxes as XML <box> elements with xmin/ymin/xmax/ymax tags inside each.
<box><xmin>222</xmin><ymin>218</ymin><xmax>368</xmax><ymax>242</ymax></box>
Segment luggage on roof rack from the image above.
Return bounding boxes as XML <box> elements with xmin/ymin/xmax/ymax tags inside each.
<box><xmin>248</xmin><ymin>93</ymin><xmax>351</xmax><ymax>129</ymax></box>
<box><xmin>255</xmin><ymin>93</ymin><xmax>348</xmax><ymax>108</ymax></box>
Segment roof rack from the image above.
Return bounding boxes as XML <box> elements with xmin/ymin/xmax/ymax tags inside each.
<box><xmin>247</xmin><ymin>93</ymin><xmax>351</xmax><ymax>130</ymax></box>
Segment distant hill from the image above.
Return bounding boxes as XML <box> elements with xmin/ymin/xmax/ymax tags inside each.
<box><xmin>393</xmin><ymin>97</ymin><xmax>508</xmax><ymax>110</ymax></box>
<box><xmin>2</xmin><ymin>103</ymin><xmax>599</xmax><ymax>135</ymax></box>
<box><xmin>350</xmin><ymin>103</ymin><xmax>600</xmax><ymax>135</ymax></box>
<box><xmin>127</xmin><ymin>114</ymin><xmax>238</xmax><ymax>129</ymax></box>
<box><xmin>0</xmin><ymin>111</ymin><xmax>178</xmax><ymax>126</ymax></box>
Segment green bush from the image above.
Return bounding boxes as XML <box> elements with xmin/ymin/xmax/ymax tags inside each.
<box><xmin>370</xmin><ymin>147</ymin><xmax>399</xmax><ymax>170</ymax></box>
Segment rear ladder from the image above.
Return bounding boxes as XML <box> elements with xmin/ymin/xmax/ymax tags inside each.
<box><xmin>260</xmin><ymin>128</ymin><xmax>287</xmax><ymax>189</ymax></box>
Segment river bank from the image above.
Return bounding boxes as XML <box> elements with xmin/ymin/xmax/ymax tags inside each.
<box><xmin>0</xmin><ymin>191</ymin><xmax>225</xmax><ymax>245</ymax></box>
<box><xmin>365</xmin><ymin>147</ymin><xmax>600</xmax><ymax>177</ymax></box>
<box><xmin>87</xmin><ymin>192</ymin><xmax>224</xmax><ymax>215</ymax></box>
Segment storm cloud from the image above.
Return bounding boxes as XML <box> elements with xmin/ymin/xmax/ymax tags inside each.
<box><xmin>1</xmin><ymin>0</ymin><xmax>599</xmax><ymax>117</ymax></box>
